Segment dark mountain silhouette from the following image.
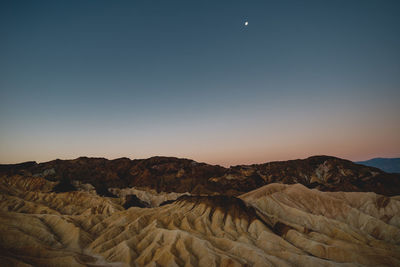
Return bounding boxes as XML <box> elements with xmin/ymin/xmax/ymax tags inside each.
<box><xmin>356</xmin><ymin>157</ymin><xmax>400</xmax><ymax>173</ymax></box>
<box><xmin>1</xmin><ymin>155</ymin><xmax>399</xmax><ymax>196</ymax></box>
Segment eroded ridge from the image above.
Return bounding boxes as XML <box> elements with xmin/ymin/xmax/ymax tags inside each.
<box><xmin>0</xmin><ymin>175</ymin><xmax>399</xmax><ymax>266</ymax></box>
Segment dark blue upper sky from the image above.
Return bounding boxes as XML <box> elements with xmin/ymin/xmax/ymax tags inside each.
<box><xmin>1</xmin><ymin>0</ymin><xmax>399</xmax><ymax>165</ymax></box>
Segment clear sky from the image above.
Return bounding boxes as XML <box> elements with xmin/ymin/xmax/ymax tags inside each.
<box><xmin>1</xmin><ymin>0</ymin><xmax>399</xmax><ymax>166</ymax></box>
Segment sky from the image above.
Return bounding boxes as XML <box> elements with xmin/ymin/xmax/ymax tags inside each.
<box><xmin>1</xmin><ymin>0</ymin><xmax>399</xmax><ymax>166</ymax></box>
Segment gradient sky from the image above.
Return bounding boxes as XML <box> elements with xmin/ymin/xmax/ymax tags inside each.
<box><xmin>1</xmin><ymin>0</ymin><xmax>399</xmax><ymax>166</ymax></box>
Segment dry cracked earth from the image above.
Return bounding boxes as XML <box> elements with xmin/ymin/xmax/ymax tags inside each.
<box><xmin>0</xmin><ymin>156</ymin><xmax>399</xmax><ymax>266</ymax></box>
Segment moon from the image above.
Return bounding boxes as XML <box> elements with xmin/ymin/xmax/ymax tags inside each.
<box><xmin>244</xmin><ymin>21</ymin><xmax>248</xmax><ymax>26</ymax></box>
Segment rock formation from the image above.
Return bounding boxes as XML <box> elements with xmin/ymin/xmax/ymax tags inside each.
<box><xmin>1</xmin><ymin>155</ymin><xmax>399</xmax><ymax>196</ymax></box>
<box><xmin>0</xmin><ymin>164</ymin><xmax>399</xmax><ymax>266</ymax></box>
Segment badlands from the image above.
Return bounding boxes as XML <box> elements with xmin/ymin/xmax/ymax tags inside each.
<box><xmin>0</xmin><ymin>156</ymin><xmax>399</xmax><ymax>266</ymax></box>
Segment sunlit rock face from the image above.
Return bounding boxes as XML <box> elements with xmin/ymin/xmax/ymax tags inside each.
<box><xmin>1</xmin><ymin>173</ymin><xmax>399</xmax><ymax>266</ymax></box>
<box><xmin>240</xmin><ymin>184</ymin><xmax>400</xmax><ymax>266</ymax></box>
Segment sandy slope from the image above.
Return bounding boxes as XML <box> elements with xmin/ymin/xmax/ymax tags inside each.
<box><xmin>0</xmin><ymin>175</ymin><xmax>399</xmax><ymax>266</ymax></box>
<box><xmin>240</xmin><ymin>183</ymin><xmax>400</xmax><ymax>266</ymax></box>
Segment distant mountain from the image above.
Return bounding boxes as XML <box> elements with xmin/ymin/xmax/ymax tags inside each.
<box><xmin>356</xmin><ymin>158</ymin><xmax>400</xmax><ymax>173</ymax></box>
<box><xmin>1</xmin><ymin>155</ymin><xmax>400</xmax><ymax>196</ymax></box>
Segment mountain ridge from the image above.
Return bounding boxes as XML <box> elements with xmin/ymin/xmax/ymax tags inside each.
<box><xmin>1</xmin><ymin>155</ymin><xmax>399</xmax><ymax>196</ymax></box>
<box><xmin>356</xmin><ymin>157</ymin><xmax>400</xmax><ymax>173</ymax></box>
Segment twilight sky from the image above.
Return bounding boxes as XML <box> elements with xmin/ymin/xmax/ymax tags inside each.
<box><xmin>1</xmin><ymin>0</ymin><xmax>399</xmax><ymax>166</ymax></box>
